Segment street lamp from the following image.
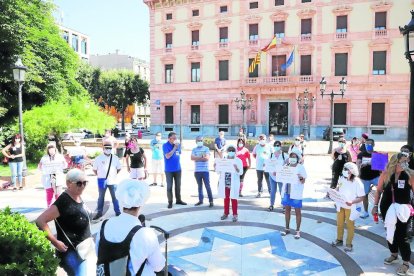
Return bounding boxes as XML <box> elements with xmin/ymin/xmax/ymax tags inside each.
<box><xmin>296</xmin><ymin>89</ymin><xmax>316</xmax><ymax>141</ymax></box>
<box><xmin>12</xmin><ymin>57</ymin><xmax>27</xmax><ymax>176</ymax></box>
<box><xmin>320</xmin><ymin>77</ymin><xmax>347</xmax><ymax>154</ymax></box>
<box><xmin>399</xmin><ymin>10</ymin><xmax>414</xmax><ymax>145</ymax></box>
<box><xmin>234</xmin><ymin>90</ymin><xmax>253</xmax><ymax>135</ymax></box>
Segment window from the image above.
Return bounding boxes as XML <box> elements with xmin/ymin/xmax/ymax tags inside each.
<box><xmin>375</xmin><ymin>12</ymin><xmax>386</xmax><ymax>30</ymax></box>
<box><xmin>334</xmin><ymin>103</ymin><xmax>347</xmax><ymax>125</ymax></box>
<box><xmin>81</xmin><ymin>38</ymin><xmax>87</xmax><ymax>55</ymax></box>
<box><xmin>220</xmin><ymin>6</ymin><xmax>227</xmax><ymax>13</ymax></box>
<box><xmin>218</xmin><ymin>105</ymin><xmax>229</xmax><ymax>124</ymax></box>
<box><xmin>249</xmin><ymin>24</ymin><xmax>259</xmax><ymax>41</ymax></box>
<box><xmin>72</xmin><ymin>34</ymin><xmax>78</xmax><ymax>52</ymax></box>
<box><xmin>373</xmin><ymin>51</ymin><xmax>386</xmax><ymax>75</ymax></box>
<box><xmin>191</xmin><ymin>62</ymin><xmax>200</xmax><ymax>82</ymax></box>
<box><xmin>272</xmin><ymin>55</ymin><xmax>287</xmax><ymax>76</ymax></box>
<box><xmin>300</xmin><ymin>55</ymin><xmax>312</xmax><ymax>76</ymax></box>
<box><xmin>191</xmin><ymin>105</ymin><xmax>200</xmax><ymax>124</ymax></box>
<box><xmin>219</xmin><ymin>60</ymin><xmax>229</xmax><ymax>81</ymax></box>
<box><xmin>275</xmin><ymin>0</ymin><xmax>284</xmax><ymax>6</ymax></box>
<box><xmin>249</xmin><ymin>2</ymin><xmax>258</xmax><ymax>9</ymax></box>
<box><xmin>249</xmin><ymin>58</ymin><xmax>259</xmax><ymax>78</ymax></box>
<box><xmin>302</xmin><ymin>0</ymin><xmax>311</xmax><ymax>2</ymax></box>
<box><xmin>335</xmin><ymin>53</ymin><xmax>348</xmax><ymax>76</ymax></box>
<box><xmin>219</xmin><ymin>27</ymin><xmax>228</xmax><ymax>42</ymax></box>
<box><xmin>165</xmin><ymin>106</ymin><xmax>174</xmax><ymax>124</ymax></box>
<box><xmin>62</xmin><ymin>31</ymin><xmax>69</xmax><ymax>43</ymax></box>
<box><xmin>165</xmin><ymin>33</ymin><xmax>173</xmax><ymax>48</ymax></box>
<box><xmin>192</xmin><ymin>9</ymin><xmax>199</xmax><ymax>17</ymax></box>
<box><xmin>165</xmin><ymin>64</ymin><xmax>173</xmax><ymax>83</ymax></box>
<box><xmin>371</xmin><ymin>103</ymin><xmax>385</xmax><ymax>125</ymax></box>
<box><xmin>166</xmin><ymin>13</ymin><xmax>172</xmax><ymax>20</ymax></box>
<box><xmin>301</xmin><ymin>19</ymin><xmax>312</xmax><ymax>35</ymax></box>
<box><xmin>274</xmin><ymin>21</ymin><xmax>285</xmax><ymax>38</ymax></box>
<box><xmin>191</xmin><ymin>30</ymin><xmax>199</xmax><ymax>46</ymax></box>
<box><xmin>336</xmin><ymin>15</ymin><xmax>347</xmax><ymax>33</ymax></box>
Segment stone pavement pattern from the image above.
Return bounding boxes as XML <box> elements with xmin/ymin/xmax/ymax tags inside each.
<box><xmin>0</xmin><ymin>140</ymin><xmax>411</xmax><ymax>275</ymax></box>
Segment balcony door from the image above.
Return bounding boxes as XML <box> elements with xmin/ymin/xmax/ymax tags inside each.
<box><xmin>268</xmin><ymin>102</ymin><xmax>289</xmax><ymax>135</ymax></box>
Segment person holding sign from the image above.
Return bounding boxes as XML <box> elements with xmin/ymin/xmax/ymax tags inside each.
<box><xmin>253</xmin><ymin>134</ymin><xmax>271</xmax><ymax>198</ymax></box>
<box><xmin>280</xmin><ymin>150</ymin><xmax>307</xmax><ymax>239</ymax></box>
<box><xmin>331</xmin><ymin>162</ymin><xmax>365</xmax><ymax>252</ymax></box>
<box><xmin>38</xmin><ymin>144</ymin><xmax>68</xmax><ymax>207</ymax></box>
<box><xmin>267</xmin><ymin>140</ymin><xmax>287</xmax><ymax>212</ymax></box>
<box><xmin>215</xmin><ymin>145</ymin><xmax>243</xmax><ymax>222</ymax></box>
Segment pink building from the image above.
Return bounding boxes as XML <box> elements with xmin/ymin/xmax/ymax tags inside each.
<box><xmin>144</xmin><ymin>0</ymin><xmax>412</xmax><ymax>140</ymax></box>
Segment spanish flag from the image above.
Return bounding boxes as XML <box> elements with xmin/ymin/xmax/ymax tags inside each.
<box><xmin>261</xmin><ymin>36</ymin><xmax>277</xmax><ymax>52</ymax></box>
<box><xmin>248</xmin><ymin>51</ymin><xmax>261</xmax><ymax>73</ymax></box>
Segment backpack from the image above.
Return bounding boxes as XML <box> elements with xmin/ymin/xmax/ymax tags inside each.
<box><xmin>97</xmin><ymin>220</ymin><xmax>146</xmax><ymax>276</ymax></box>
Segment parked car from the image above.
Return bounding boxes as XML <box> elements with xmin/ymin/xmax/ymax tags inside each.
<box><xmin>322</xmin><ymin>127</ymin><xmax>345</xmax><ymax>141</ymax></box>
<box><xmin>62</xmin><ymin>129</ymin><xmax>88</xmax><ymax>140</ymax></box>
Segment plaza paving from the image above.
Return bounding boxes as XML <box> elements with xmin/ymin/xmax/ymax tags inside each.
<box><xmin>0</xmin><ymin>140</ymin><xmax>412</xmax><ymax>275</ymax></box>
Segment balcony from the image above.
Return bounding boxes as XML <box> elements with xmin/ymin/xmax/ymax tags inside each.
<box><xmin>249</xmin><ymin>39</ymin><xmax>259</xmax><ymax>47</ymax></box>
<box><xmin>191</xmin><ymin>45</ymin><xmax>199</xmax><ymax>51</ymax></box>
<box><xmin>165</xmin><ymin>44</ymin><xmax>173</xmax><ymax>53</ymax></box>
<box><xmin>300</xmin><ymin>33</ymin><xmax>312</xmax><ymax>42</ymax></box>
<box><xmin>374</xmin><ymin>28</ymin><xmax>388</xmax><ymax>38</ymax></box>
<box><xmin>219</xmin><ymin>42</ymin><xmax>228</xmax><ymax>48</ymax></box>
<box><xmin>335</xmin><ymin>32</ymin><xmax>347</xmax><ymax>40</ymax></box>
<box><xmin>244</xmin><ymin>75</ymin><xmax>314</xmax><ymax>86</ymax></box>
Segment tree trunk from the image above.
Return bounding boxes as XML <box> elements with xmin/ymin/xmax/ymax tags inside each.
<box><xmin>54</xmin><ymin>134</ymin><xmax>64</xmax><ymax>154</ymax></box>
<box><xmin>121</xmin><ymin>110</ymin><xmax>125</xmax><ymax>130</ymax></box>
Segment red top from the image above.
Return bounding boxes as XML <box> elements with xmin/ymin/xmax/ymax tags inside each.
<box><xmin>236</xmin><ymin>147</ymin><xmax>250</xmax><ymax>168</ymax></box>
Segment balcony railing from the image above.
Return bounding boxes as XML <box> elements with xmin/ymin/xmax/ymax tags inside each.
<box><xmin>244</xmin><ymin>75</ymin><xmax>315</xmax><ymax>85</ymax></box>
<box><xmin>374</xmin><ymin>29</ymin><xmax>388</xmax><ymax>38</ymax></box>
<box><xmin>191</xmin><ymin>45</ymin><xmax>199</xmax><ymax>50</ymax></box>
<box><xmin>335</xmin><ymin>32</ymin><xmax>347</xmax><ymax>40</ymax></box>
<box><xmin>219</xmin><ymin>42</ymin><xmax>228</xmax><ymax>48</ymax></box>
<box><xmin>300</xmin><ymin>34</ymin><xmax>312</xmax><ymax>42</ymax></box>
<box><xmin>263</xmin><ymin>76</ymin><xmax>290</xmax><ymax>84</ymax></box>
<box><xmin>249</xmin><ymin>39</ymin><xmax>259</xmax><ymax>46</ymax></box>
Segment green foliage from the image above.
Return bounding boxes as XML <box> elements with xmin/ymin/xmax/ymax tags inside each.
<box><xmin>0</xmin><ymin>207</ymin><xmax>59</xmax><ymax>275</ymax></box>
<box><xmin>0</xmin><ymin>0</ymin><xmax>81</xmax><ymax>123</ymax></box>
<box><xmin>87</xmin><ymin>151</ymin><xmax>102</xmax><ymax>159</ymax></box>
<box><xmin>23</xmin><ymin>95</ymin><xmax>115</xmax><ymax>161</ymax></box>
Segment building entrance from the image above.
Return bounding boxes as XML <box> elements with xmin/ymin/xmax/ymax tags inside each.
<box><xmin>269</xmin><ymin>102</ymin><xmax>288</xmax><ymax>135</ymax></box>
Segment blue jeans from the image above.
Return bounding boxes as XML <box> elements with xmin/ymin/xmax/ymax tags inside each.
<box><xmin>269</xmin><ymin>176</ymin><xmax>283</xmax><ymax>206</ymax></box>
<box><xmin>97</xmin><ymin>183</ymin><xmax>120</xmax><ymax>215</ymax></box>
<box><xmin>59</xmin><ymin>249</ymin><xmax>87</xmax><ymax>276</ymax></box>
<box><xmin>165</xmin><ymin>171</ymin><xmax>182</xmax><ymax>203</ymax></box>
<box><xmin>194</xmin><ymin>171</ymin><xmax>213</xmax><ymax>203</ymax></box>
<box><xmin>9</xmin><ymin>161</ymin><xmax>23</xmax><ymax>187</ymax></box>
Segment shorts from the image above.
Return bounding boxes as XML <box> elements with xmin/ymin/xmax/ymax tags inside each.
<box><xmin>130</xmin><ymin>168</ymin><xmax>146</xmax><ymax>179</ymax></box>
<box><xmin>281</xmin><ymin>194</ymin><xmax>302</xmax><ymax>208</ymax></box>
<box><xmin>361</xmin><ymin>176</ymin><xmax>380</xmax><ymax>195</ymax></box>
<box><xmin>152</xmin><ymin>159</ymin><xmax>163</xmax><ymax>174</ymax></box>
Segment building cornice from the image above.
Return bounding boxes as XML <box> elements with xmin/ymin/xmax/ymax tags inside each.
<box><xmin>332</xmin><ymin>5</ymin><xmax>353</xmax><ymax>16</ymax></box>
<box><xmin>370</xmin><ymin>1</ymin><xmax>393</xmax><ymax>12</ymax></box>
<box><xmin>331</xmin><ymin>41</ymin><xmax>353</xmax><ymax>50</ymax></box>
<box><xmin>214</xmin><ymin>49</ymin><xmax>232</xmax><ymax>59</ymax></box>
<box><xmin>187</xmin><ymin>22</ymin><xmax>202</xmax><ymax>31</ymax></box>
<box><xmin>160</xmin><ymin>54</ymin><xmax>176</xmax><ymax>63</ymax></box>
<box><xmin>215</xmin><ymin>18</ymin><xmax>232</xmax><ymax>27</ymax></box>
<box><xmin>187</xmin><ymin>52</ymin><xmax>203</xmax><ymax>61</ymax></box>
<box><xmin>297</xmin><ymin>44</ymin><xmax>315</xmax><ymax>53</ymax></box>
<box><xmin>369</xmin><ymin>39</ymin><xmax>392</xmax><ymax>48</ymax></box>
<box><xmin>161</xmin><ymin>25</ymin><xmax>175</xmax><ymax>33</ymax></box>
<box><xmin>296</xmin><ymin>9</ymin><xmax>316</xmax><ymax>19</ymax></box>
<box><xmin>244</xmin><ymin>14</ymin><xmax>262</xmax><ymax>24</ymax></box>
<box><xmin>269</xmin><ymin>11</ymin><xmax>289</xmax><ymax>22</ymax></box>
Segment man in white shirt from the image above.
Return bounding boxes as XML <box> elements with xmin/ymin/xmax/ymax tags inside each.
<box><xmin>93</xmin><ymin>143</ymin><xmax>122</xmax><ymax>221</ymax></box>
<box><xmin>102</xmin><ymin>129</ymin><xmax>119</xmax><ymax>155</ymax></box>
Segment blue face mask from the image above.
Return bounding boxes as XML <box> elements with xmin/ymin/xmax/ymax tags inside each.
<box><xmin>274</xmin><ymin>146</ymin><xmax>281</xmax><ymax>152</ymax></box>
<box><xmin>366</xmin><ymin>144</ymin><xmax>373</xmax><ymax>152</ymax></box>
<box><xmin>227</xmin><ymin>152</ymin><xmax>235</xmax><ymax>158</ymax></box>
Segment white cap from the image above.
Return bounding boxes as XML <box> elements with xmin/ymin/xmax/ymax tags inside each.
<box><xmin>344</xmin><ymin>162</ymin><xmax>359</xmax><ymax>177</ymax></box>
<box><xmin>290</xmin><ymin>148</ymin><xmax>303</xmax><ymax>159</ymax></box>
<box><xmin>115</xmin><ymin>179</ymin><xmax>150</xmax><ymax>208</ymax></box>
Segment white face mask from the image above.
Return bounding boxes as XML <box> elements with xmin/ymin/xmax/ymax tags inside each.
<box><xmin>295</xmin><ymin>141</ymin><xmax>300</xmax><ymax>146</ymax></box>
<box><xmin>289</xmin><ymin>157</ymin><xmax>297</xmax><ymax>165</ymax></box>
<box><xmin>259</xmin><ymin>140</ymin><xmax>266</xmax><ymax>146</ymax></box>
<box><xmin>400</xmin><ymin>162</ymin><xmax>409</xmax><ymax>170</ymax></box>
<box><xmin>196</xmin><ymin>141</ymin><xmax>203</xmax><ymax>147</ymax></box>
<box><xmin>48</xmin><ymin>150</ymin><xmax>55</xmax><ymax>156</ymax></box>
<box><xmin>342</xmin><ymin>170</ymin><xmax>349</xmax><ymax>178</ymax></box>
<box><xmin>238</xmin><ymin>143</ymin><xmax>244</xmax><ymax>148</ymax></box>
<box><xmin>104</xmin><ymin>149</ymin><xmax>112</xmax><ymax>155</ymax></box>
<box><xmin>339</xmin><ymin>142</ymin><xmax>345</xmax><ymax>148</ymax></box>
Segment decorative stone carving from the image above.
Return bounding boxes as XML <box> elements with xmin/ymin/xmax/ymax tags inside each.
<box><xmin>187</xmin><ymin>22</ymin><xmax>202</xmax><ymax>30</ymax></box>
<box><xmin>161</xmin><ymin>25</ymin><xmax>175</xmax><ymax>33</ymax></box>
<box><xmin>270</xmin><ymin>11</ymin><xmax>289</xmax><ymax>21</ymax></box>
<box><xmin>297</xmin><ymin>9</ymin><xmax>316</xmax><ymax>19</ymax></box>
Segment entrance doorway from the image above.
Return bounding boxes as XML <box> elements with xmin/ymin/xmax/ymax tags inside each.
<box><xmin>269</xmin><ymin>102</ymin><xmax>288</xmax><ymax>135</ymax></box>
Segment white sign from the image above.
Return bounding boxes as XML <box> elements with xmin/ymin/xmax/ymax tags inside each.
<box><xmin>328</xmin><ymin>189</ymin><xmax>347</xmax><ymax>206</ymax></box>
<box><xmin>41</xmin><ymin>161</ymin><xmax>65</xmax><ymax>175</ymax></box>
<box><xmin>264</xmin><ymin>159</ymin><xmax>282</xmax><ymax>173</ymax></box>
<box><xmin>279</xmin><ymin>166</ymin><xmax>304</xmax><ymax>200</ymax></box>
<box><xmin>215</xmin><ymin>159</ymin><xmax>235</xmax><ymax>173</ymax></box>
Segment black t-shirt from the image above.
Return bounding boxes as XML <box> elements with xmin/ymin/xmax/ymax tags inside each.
<box><xmin>380</xmin><ymin>172</ymin><xmax>411</xmax><ymax>218</ymax></box>
<box><xmin>53</xmin><ymin>192</ymin><xmax>91</xmax><ymax>248</ymax></box>
<box><xmin>332</xmin><ymin>150</ymin><xmax>350</xmax><ymax>173</ymax></box>
<box><xmin>357</xmin><ymin>151</ymin><xmax>381</xmax><ymax>180</ymax></box>
<box><xmin>8</xmin><ymin>145</ymin><xmax>23</xmax><ymax>163</ymax></box>
<box><xmin>126</xmin><ymin>148</ymin><xmax>145</xmax><ymax>168</ymax></box>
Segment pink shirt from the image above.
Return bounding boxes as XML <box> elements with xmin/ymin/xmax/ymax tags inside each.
<box><xmin>348</xmin><ymin>144</ymin><xmax>360</xmax><ymax>162</ymax></box>
<box><xmin>236</xmin><ymin>147</ymin><xmax>250</xmax><ymax>168</ymax></box>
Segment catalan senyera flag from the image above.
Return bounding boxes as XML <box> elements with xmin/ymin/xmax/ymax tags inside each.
<box><xmin>261</xmin><ymin>36</ymin><xmax>277</xmax><ymax>52</ymax></box>
<box><xmin>248</xmin><ymin>51</ymin><xmax>261</xmax><ymax>73</ymax></box>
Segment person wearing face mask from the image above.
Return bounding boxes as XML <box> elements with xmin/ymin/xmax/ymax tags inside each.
<box><xmin>215</xmin><ymin>145</ymin><xmax>243</xmax><ymax>222</ymax></box>
<box><xmin>92</xmin><ymin>143</ymin><xmax>122</xmax><ymax>222</ymax></box>
<box><xmin>253</xmin><ymin>134</ymin><xmax>272</xmax><ymax>197</ymax></box>
<box><xmin>331</xmin><ymin>162</ymin><xmax>365</xmax><ymax>252</ymax></box>
<box><xmin>400</xmin><ymin>145</ymin><xmax>414</xmax><ymax>170</ymax></box>
<box><xmin>191</xmin><ymin>136</ymin><xmax>214</xmax><ymax>207</ymax></box>
<box><xmin>102</xmin><ymin>129</ymin><xmax>120</xmax><ymax>155</ymax></box>
<box><xmin>2</xmin><ymin>134</ymin><xmax>24</xmax><ymax>191</ymax></box>
<box><xmin>288</xmin><ymin>136</ymin><xmax>304</xmax><ymax>163</ymax></box>
<box><xmin>372</xmin><ymin>153</ymin><xmax>414</xmax><ymax>276</ymax></box>
<box><xmin>357</xmin><ymin>138</ymin><xmax>381</xmax><ymax>219</ymax></box>
<box><xmin>150</xmin><ymin>132</ymin><xmax>165</xmax><ymax>187</ymax></box>
<box><xmin>267</xmin><ymin>141</ymin><xmax>288</xmax><ymax>211</ymax></box>
<box><xmin>69</xmin><ymin>138</ymin><xmax>90</xmax><ymax>170</ymax></box>
<box><xmin>280</xmin><ymin>151</ymin><xmax>307</xmax><ymax>239</ymax></box>
<box><xmin>348</xmin><ymin>137</ymin><xmax>361</xmax><ymax>163</ymax></box>
<box><xmin>331</xmin><ymin>138</ymin><xmax>351</xmax><ymax>189</ymax></box>
<box><xmin>38</xmin><ymin>144</ymin><xmax>68</xmax><ymax>207</ymax></box>
<box><xmin>214</xmin><ymin>131</ymin><xmax>226</xmax><ymax>159</ymax></box>
<box><xmin>125</xmin><ymin>138</ymin><xmax>148</xmax><ymax>180</ymax></box>
<box><xmin>236</xmin><ymin>138</ymin><xmax>251</xmax><ymax>197</ymax></box>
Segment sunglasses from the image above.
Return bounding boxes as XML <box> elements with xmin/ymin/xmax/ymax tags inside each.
<box><xmin>398</xmin><ymin>152</ymin><xmax>410</xmax><ymax>159</ymax></box>
<box><xmin>104</xmin><ymin>147</ymin><xmax>113</xmax><ymax>150</ymax></box>
<box><xmin>74</xmin><ymin>181</ymin><xmax>88</xmax><ymax>187</ymax></box>
<box><xmin>295</xmin><ymin>139</ymin><xmax>301</xmax><ymax>141</ymax></box>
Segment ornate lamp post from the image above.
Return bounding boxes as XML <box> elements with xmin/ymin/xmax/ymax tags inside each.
<box><xmin>234</xmin><ymin>90</ymin><xmax>253</xmax><ymax>135</ymax></box>
<box><xmin>12</xmin><ymin>57</ymin><xmax>27</xmax><ymax>176</ymax></box>
<box><xmin>400</xmin><ymin>10</ymin><xmax>414</xmax><ymax>145</ymax></box>
<box><xmin>296</xmin><ymin>89</ymin><xmax>315</xmax><ymax>141</ymax></box>
<box><xmin>320</xmin><ymin>77</ymin><xmax>347</xmax><ymax>154</ymax></box>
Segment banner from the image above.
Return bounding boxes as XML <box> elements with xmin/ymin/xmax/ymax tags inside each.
<box><xmin>215</xmin><ymin>159</ymin><xmax>236</xmax><ymax>173</ymax></box>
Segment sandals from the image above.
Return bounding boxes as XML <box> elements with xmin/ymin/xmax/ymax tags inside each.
<box><xmin>397</xmin><ymin>263</ymin><xmax>409</xmax><ymax>275</ymax></box>
<box><xmin>281</xmin><ymin>229</ymin><xmax>290</xmax><ymax>236</ymax></box>
<box><xmin>384</xmin><ymin>254</ymin><xmax>399</xmax><ymax>265</ymax></box>
<box><xmin>268</xmin><ymin>206</ymin><xmax>274</xmax><ymax>212</ymax></box>
<box><xmin>344</xmin><ymin>245</ymin><xmax>353</xmax><ymax>252</ymax></box>
<box><xmin>294</xmin><ymin>231</ymin><xmax>301</xmax><ymax>239</ymax></box>
<box><xmin>331</xmin><ymin>240</ymin><xmax>343</xmax><ymax>247</ymax></box>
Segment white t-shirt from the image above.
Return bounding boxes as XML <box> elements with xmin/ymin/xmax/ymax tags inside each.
<box><xmin>269</xmin><ymin>151</ymin><xmax>287</xmax><ymax>181</ymax></box>
<box><xmin>39</xmin><ymin>154</ymin><xmax>67</xmax><ymax>188</ymax></box>
<box><xmin>337</xmin><ymin>176</ymin><xmax>365</xmax><ymax>209</ymax></box>
<box><xmin>93</xmin><ymin>154</ymin><xmax>121</xmax><ymax>185</ymax></box>
<box><xmin>281</xmin><ymin>164</ymin><xmax>307</xmax><ymax>200</ymax></box>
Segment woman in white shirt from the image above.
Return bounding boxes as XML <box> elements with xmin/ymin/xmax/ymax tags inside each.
<box><xmin>331</xmin><ymin>162</ymin><xmax>365</xmax><ymax>252</ymax></box>
<box><xmin>281</xmin><ymin>150</ymin><xmax>307</xmax><ymax>239</ymax></box>
<box><xmin>267</xmin><ymin>140</ymin><xmax>288</xmax><ymax>211</ymax></box>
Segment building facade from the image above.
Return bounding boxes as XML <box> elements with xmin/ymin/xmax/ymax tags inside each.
<box><xmin>90</xmin><ymin>51</ymin><xmax>151</xmax><ymax>127</ymax></box>
<box><xmin>144</xmin><ymin>0</ymin><xmax>412</xmax><ymax>139</ymax></box>
<box><xmin>59</xmin><ymin>25</ymin><xmax>89</xmax><ymax>61</ymax></box>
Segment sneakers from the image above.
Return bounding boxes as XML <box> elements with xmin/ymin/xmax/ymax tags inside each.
<box><xmin>209</xmin><ymin>202</ymin><xmax>214</xmax><ymax>208</ymax></box>
<box><xmin>232</xmin><ymin>215</ymin><xmax>238</xmax><ymax>222</ymax></box>
<box><xmin>194</xmin><ymin>202</ymin><xmax>203</xmax><ymax>206</ymax></box>
<box><xmin>92</xmin><ymin>213</ymin><xmax>103</xmax><ymax>222</ymax></box>
<box><xmin>397</xmin><ymin>263</ymin><xmax>409</xmax><ymax>276</ymax></box>
<box><xmin>221</xmin><ymin>214</ymin><xmax>228</xmax><ymax>220</ymax></box>
<box><xmin>344</xmin><ymin>245</ymin><xmax>353</xmax><ymax>252</ymax></box>
<box><xmin>384</xmin><ymin>254</ymin><xmax>399</xmax><ymax>265</ymax></box>
<box><xmin>268</xmin><ymin>206</ymin><xmax>274</xmax><ymax>212</ymax></box>
<box><xmin>360</xmin><ymin>211</ymin><xmax>369</xmax><ymax>219</ymax></box>
<box><xmin>239</xmin><ymin>193</ymin><xmax>243</xmax><ymax>197</ymax></box>
<box><xmin>331</xmin><ymin>240</ymin><xmax>343</xmax><ymax>247</ymax></box>
<box><xmin>176</xmin><ymin>201</ymin><xmax>187</xmax><ymax>205</ymax></box>
<box><xmin>256</xmin><ymin>192</ymin><xmax>262</xmax><ymax>198</ymax></box>
<box><xmin>149</xmin><ymin>183</ymin><xmax>157</xmax><ymax>186</ymax></box>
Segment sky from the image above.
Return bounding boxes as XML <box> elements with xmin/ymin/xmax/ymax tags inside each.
<box><xmin>53</xmin><ymin>0</ymin><xmax>150</xmax><ymax>61</ymax></box>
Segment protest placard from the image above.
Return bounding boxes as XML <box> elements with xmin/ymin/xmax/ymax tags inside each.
<box><xmin>41</xmin><ymin>161</ymin><xmax>65</xmax><ymax>175</ymax></box>
<box><xmin>371</xmin><ymin>152</ymin><xmax>388</xmax><ymax>171</ymax></box>
<box><xmin>215</xmin><ymin>159</ymin><xmax>235</xmax><ymax>173</ymax></box>
<box><xmin>264</xmin><ymin>159</ymin><xmax>282</xmax><ymax>173</ymax></box>
<box><xmin>328</xmin><ymin>189</ymin><xmax>347</xmax><ymax>206</ymax></box>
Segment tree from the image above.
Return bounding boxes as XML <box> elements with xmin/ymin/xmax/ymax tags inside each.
<box><xmin>0</xmin><ymin>0</ymin><xmax>81</xmax><ymax>124</ymax></box>
<box><xmin>23</xmin><ymin>95</ymin><xmax>115</xmax><ymax>161</ymax></box>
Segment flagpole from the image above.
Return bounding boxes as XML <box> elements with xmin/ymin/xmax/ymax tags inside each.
<box><xmin>293</xmin><ymin>46</ymin><xmax>296</xmax><ymax>76</ymax></box>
